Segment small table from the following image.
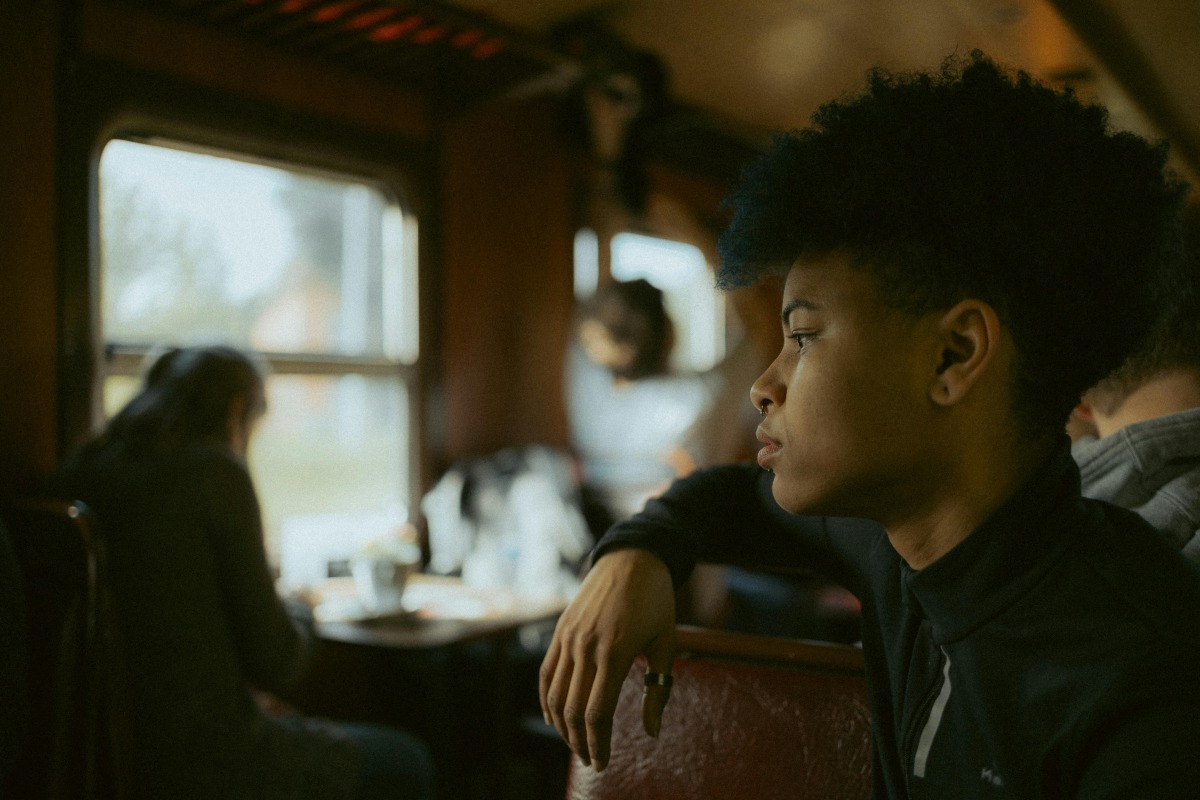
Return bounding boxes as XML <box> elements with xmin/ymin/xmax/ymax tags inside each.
<box><xmin>312</xmin><ymin>574</ymin><xmax>567</xmax><ymax>649</ymax></box>
<box><xmin>304</xmin><ymin>575</ymin><xmax>568</xmax><ymax>800</ymax></box>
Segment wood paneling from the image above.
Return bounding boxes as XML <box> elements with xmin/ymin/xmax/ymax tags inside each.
<box><xmin>79</xmin><ymin>0</ymin><xmax>432</xmax><ymax>140</ymax></box>
<box><xmin>1050</xmin><ymin>0</ymin><xmax>1200</xmax><ymax>182</ymax></box>
<box><xmin>0</xmin><ymin>3</ymin><xmax>61</xmax><ymax>494</ymax></box>
<box><xmin>440</xmin><ymin>98</ymin><xmax>575</xmax><ymax>463</ymax></box>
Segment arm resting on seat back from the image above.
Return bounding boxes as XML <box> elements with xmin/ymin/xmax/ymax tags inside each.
<box><xmin>541</xmin><ymin>548</ymin><xmax>676</xmax><ymax>772</ymax></box>
<box><xmin>544</xmin><ymin>463</ymin><xmax>878</xmax><ymax>773</ymax></box>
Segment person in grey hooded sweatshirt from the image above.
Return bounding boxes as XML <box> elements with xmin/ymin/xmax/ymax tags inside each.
<box><xmin>1070</xmin><ymin>220</ymin><xmax>1200</xmax><ymax>564</ymax></box>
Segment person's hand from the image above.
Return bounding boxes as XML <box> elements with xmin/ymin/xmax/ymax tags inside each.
<box><xmin>540</xmin><ymin>547</ymin><xmax>677</xmax><ymax>771</ymax></box>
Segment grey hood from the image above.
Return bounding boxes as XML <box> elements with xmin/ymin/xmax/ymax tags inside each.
<box><xmin>1073</xmin><ymin>407</ymin><xmax>1200</xmax><ymax>565</ymax></box>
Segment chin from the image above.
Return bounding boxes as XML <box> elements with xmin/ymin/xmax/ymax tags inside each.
<box><xmin>770</xmin><ymin>479</ymin><xmax>824</xmax><ymax>516</ymax></box>
<box><xmin>772</xmin><ymin>475</ymin><xmax>862</xmax><ymax>519</ymax></box>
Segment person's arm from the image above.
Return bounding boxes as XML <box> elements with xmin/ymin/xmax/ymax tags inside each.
<box><xmin>198</xmin><ymin>452</ymin><xmax>312</xmax><ymax>692</ymax></box>
<box><xmin>540</xmin><ymin>463</ymin><xmax>871</xmax><ymax>771</ymax></box>
<box><xmin>593</xmin><ymin>462</ymin><xmax>867</xmax><ymax>591</ymax></box>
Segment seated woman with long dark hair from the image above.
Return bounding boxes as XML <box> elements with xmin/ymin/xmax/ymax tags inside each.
<box><xmin>54</xmin><ymin>345</ymin><xmax>434</xmax><ymax>800</ymax></box>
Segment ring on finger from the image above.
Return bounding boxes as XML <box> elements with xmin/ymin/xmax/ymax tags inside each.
<box><xmin>643</xmin><ymin>671</ymin><xmax>674</xmax><ymax>689</ymax></box>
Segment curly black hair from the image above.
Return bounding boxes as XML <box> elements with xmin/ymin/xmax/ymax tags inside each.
<box><xmin>717</xmin><ymin>51</ymin><xmax>1188</xmax><ymax>436</ymax></box>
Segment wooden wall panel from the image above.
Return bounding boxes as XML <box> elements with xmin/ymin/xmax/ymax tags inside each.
<box><xmin>440</xmin><ymin>98</ymin><xmax>575</xmax><ymax>464</ymax></box>
<box><xmin>0</xmin><ymin>3</ymin><xmax>62</xmax><ymax>495</ymax></box>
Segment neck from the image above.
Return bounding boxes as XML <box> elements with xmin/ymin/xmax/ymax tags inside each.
<box><xmin>884</xmin><ymin>430</ymin><xmax>1057</xmax><ymax>571</ymax></box>
<box><xmin>1095</xmin><ymin>368</ymin><xmax>1200</xmax><ymax>438</ymax></box>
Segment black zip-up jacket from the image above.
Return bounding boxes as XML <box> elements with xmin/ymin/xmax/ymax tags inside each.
<box><xmin>596</xmin><ymin>445</ymin><xmax>1200</xmax><ymax>798</ymax></box>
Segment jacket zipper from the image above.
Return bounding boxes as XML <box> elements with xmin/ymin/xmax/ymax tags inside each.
<box><xmin>901</xmin><ymin>647</ymin><xmax>952</xmax><ymax>792</ymax></box>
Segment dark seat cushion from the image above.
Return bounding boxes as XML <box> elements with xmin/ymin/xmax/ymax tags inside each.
<box><xmin>567</xmin><ymin>630</ymin><xmax>871</xmax><ymax>800</ymax></box>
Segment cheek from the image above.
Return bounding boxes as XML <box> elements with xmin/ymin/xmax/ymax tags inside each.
<box><xmin>780</xmin><ymin>355</ymin><xmax>910</xmax><ymax>467</ymax></box>
<box><xmin>781</xmin><ymin>359</ymin><xmax>860</xmax><ymax>432</ymax></box>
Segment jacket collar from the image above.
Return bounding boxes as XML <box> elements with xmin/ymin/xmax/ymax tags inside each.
<box><xmin>902</xmin><ymin>440</ymin><xmax>1085</xmax><ymax>644</ymax></box>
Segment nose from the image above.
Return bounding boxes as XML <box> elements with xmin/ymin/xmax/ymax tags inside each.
<box><xmin>750</xmin><ymin>356</ymin><xmax>784</xmax><ymax>416</ymax></box>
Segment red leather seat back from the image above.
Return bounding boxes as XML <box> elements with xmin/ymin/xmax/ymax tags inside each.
<box><xmin>567</xmin><ymin>627</ymin><xmax>871</xmax><ymax>800</ymax></box>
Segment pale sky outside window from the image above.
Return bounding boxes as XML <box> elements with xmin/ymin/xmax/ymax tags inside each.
<box><xmin>102</xmin><ymin>141</ymin><xmax>294</xmax><ymax>311</ymax></box>
<box><xmin>99</xmin><ymin>139</ymin><xmax>417</xmax><ymax>566</ymax></box>
<box><xmin>573</xmin><ymin>228</ymin><xmax>600</xmax><ymax>300</ymax></box>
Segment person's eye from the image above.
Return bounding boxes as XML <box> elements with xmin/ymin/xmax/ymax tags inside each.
<box><xmin>788</xmin><ymin>331</ymin><xmax>816</xmax><ymax>351</ymax></box>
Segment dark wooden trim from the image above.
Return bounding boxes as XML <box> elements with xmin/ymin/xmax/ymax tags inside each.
<box><xmin>80</xmin><ymin>0</ymin><xmax>432</xmax><ymax>141</ymax></box>
<box><xmin>674</xmin><ymin>625</ymin><xmax>865</xmax><ymax>673</ymax></box>
<box><xmin>104</xmin><ymin>346</ymin><xmax>419</xmax><ymax>379</ymax></box>
<box><xmin>1049</xmin><ymin>0</ymin><xmax>1200</xmax><ymax>179</ymax></box>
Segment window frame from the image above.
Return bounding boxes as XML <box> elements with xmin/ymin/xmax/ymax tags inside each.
<box><xmin>58</xmin><ymin>60</ymin><xmax>435</xmax><ymax>519</ymax></box>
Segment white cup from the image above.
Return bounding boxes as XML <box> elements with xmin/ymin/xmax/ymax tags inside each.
<box><xmin>350</xmin><ymin>556</ymin><xmax>415</xmax><ymax>614</ymax></box>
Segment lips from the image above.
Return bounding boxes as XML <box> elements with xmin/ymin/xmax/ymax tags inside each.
<box><xmin>756</xmin><ymin>427</ymin><xmax>781</xmax><ymax>470</ymax></box>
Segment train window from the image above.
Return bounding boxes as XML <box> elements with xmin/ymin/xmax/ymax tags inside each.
<box><xmin>609</xmin><ymin>232</ymin><xmax>725</xmax><ymax>372</ymax></box>
<box><xmin>573</xmin><ymin>228</ymin><xmax>601</xmax><ymax>300</ymax></box>
<box><xmin>98</xmin><ymin>138</ymin><xmax>419</xmax><ymax>565</ymax></box>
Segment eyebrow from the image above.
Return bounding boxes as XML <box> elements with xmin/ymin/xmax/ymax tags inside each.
<box><xmin>780</xmin><ymin>298</ymin><xmax>821</xmax><ymax>326</ymax></box>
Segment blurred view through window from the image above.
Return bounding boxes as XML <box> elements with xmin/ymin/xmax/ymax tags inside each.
<box><xmin>98</xmin><ymin>138</ymin><xmax>418</xmax><ymax>567</ymax></box>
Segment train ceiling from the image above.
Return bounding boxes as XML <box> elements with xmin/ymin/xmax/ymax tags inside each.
<box><xmin>127</xmin><ymin>0</ymin><xmax>1200</xmax><ymax>180</ymax></box>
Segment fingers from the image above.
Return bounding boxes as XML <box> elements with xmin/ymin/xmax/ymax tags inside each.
<box><xmin>539</xmin><ymin>636</ymin><xmax>560</xmax><ymax>725</ymax></box>
<box><xmin>586</xmin><ymin>659</ymin><xmax>621</xmax><ymax>770</ymax></box>
<box><xmin>542</xmin><ymin>635</ymin><xmax>621</xmax><ymax>770</ymax></box>
<box><xmin>541</xmin><ymin>639</ymin><xmax>575</xmax><ymax>748</ymax></box>
<box><xmin>563</xmin><ymin>655</ymin><xmax>599</xmax><ymax>766</ymax></box>
<box><xmin>538</xmin><ymin>549</ymin><xmax>676</xmax><ymax>770</ymax></box>
<box><xmin>641</xmin><ymin>682</ymin><xmax>670</xmax><ymax>739</ymax></box>
<box><xmin>541</xmin><ymin>626</ymin><xmax>601</xmax><ymax>766</ymax></box>
<box><xmin>640</xmin><ymin>627</ymin><xmax>677</xmax><ymax>739</ymax></box>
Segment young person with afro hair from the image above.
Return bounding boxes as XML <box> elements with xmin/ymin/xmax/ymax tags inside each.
<box><xmin>540</xmin><ymin>52</ymin><xmax>1200</xmax><ymax>798</ymax></box>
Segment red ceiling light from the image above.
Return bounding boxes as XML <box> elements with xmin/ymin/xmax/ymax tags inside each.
<box><xmin>411</xmin><ymin>22</ymin><xmax>451</xmax><ymax>45</ymax></box>
<box><xmin>368</xmin><ymin>14</ymin><xmax>424</xmax><ymax>42</ymax></box>
<box><xmin>346</xmin><ymin>7</ymin><xmax>398</xmax><ymax>30</ymax></box>
<box><xmin>311</xmin><ymin>1</ymin><xmax>364</xmax><ymax>24</ymax></box>
<box><xmin>471</xmin><ymin>38</ymin><xmax>504</xmax><ymax>59</ymax></box>
<box><xmin>280</xmin><ymin>0</ymin><xmax>318</xmax><ymax>13</ymax></box>
<box><xmin>450</xmin><ymin>29</ymin><xmax>484</xmax><ymax>49</ymax></box>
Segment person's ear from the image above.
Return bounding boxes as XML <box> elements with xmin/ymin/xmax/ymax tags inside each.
<box><xmin>1066</xmin><ymin>397</ymin><xmax>1099</xmax><ymax>441</ymax></box>
<box><xmin>1072</xmin><ymin>398</ymin><xmax>1096</xmax><ymax>423</ymax></box>
<box><xmin>929</xmin><ymin>299</ymin><xmax>1001</xmax><ymax>407</ymax></box>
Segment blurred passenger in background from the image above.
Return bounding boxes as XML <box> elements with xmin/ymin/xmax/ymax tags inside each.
<box><xmin>54</xmin><ymin>345</ymin><xmax>434</xmax><ymax>800</ymax></box>
<box><xmin>566</xmin><ymin>279</ymin><xmax>714</xmax><ymax>531</ymax></box>
<box><xmin>1069</xmin><ymin>219</ymin><xmax>1200</xmax><ymax>563</ymax></box>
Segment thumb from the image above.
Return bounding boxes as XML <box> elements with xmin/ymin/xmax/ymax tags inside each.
<box><xmin>641</xmin><ymin>626</ymin><xmax>677</xmax><ymax>739</ymax></box>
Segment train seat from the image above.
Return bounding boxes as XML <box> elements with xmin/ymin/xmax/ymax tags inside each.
<box><xmin>0</xmin><ymin>499</ymin><xmax>126</xmax><ymax>800</ymax></box>
<box><xmin>565</xmin><ymin>625</ymin><xmax>872</xmax><ymax>800</ymax></box>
